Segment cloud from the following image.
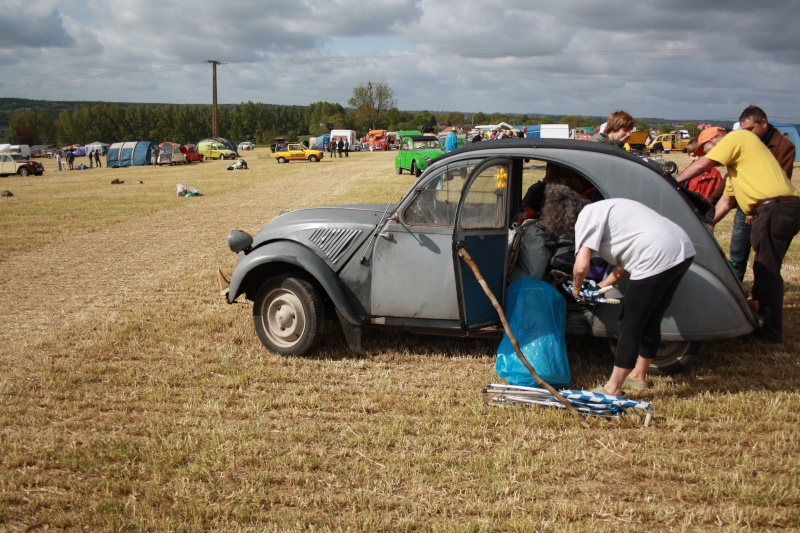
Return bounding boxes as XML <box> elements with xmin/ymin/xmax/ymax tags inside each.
<box><xmin>0</xmin><ymin>2</ymin><xmax>73</xmax><ymax>49</ymax></box>
<box><xmin>0</xmin><ymin>0</ymin><xmax>798</xmax><ymax>122</ymax></box>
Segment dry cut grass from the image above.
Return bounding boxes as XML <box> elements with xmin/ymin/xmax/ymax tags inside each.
<box><xmin>1</xmin><ymin>148</ymin><xmax>799</xmax><ymax>531</ymax></box>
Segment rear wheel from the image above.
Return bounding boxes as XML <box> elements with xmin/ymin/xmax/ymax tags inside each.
<box><xmin>395</xmin><ymin>166</ymin><xmax>402</xmax><ymax>175</ymax></box>
<box><xmin>609</xmin><ymin>340</ymin><xmax>702</xmax><ymax>375</ymax></box>
<box><xmin>253</xmin><ymin>275</ymin><xmax>324</xmax><ymax>356</ymax></box>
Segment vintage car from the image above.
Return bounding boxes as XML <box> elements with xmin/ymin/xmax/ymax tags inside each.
<box><xmin>274</xmin><ymin>143</ymin><xmax>323</xmax><ymax>163</ymax></box>
<box><xmin>395</xmin><ymin>135</ymin><xmax>445</xmax><ymax>177</ymax></box>
<box><xmin>179</xmin><ymin>145</ymin><xmax>204</xmax><ymax>163</ymax></box>
<box><xmin>197</xmin><ymin>141</ymin><xmax>237</xmax><ymax>160</ymax></box>
<box><xmin>157</xmin><ymin>144</ymin><xmax>188</xmax><ymax>165</ymax></box>
<box><xmin>219</xmin><ymin>138</ymin><xmax>756</xmax><ymax>375</ymax></box>
<box><xmin>0</xmin><ymin>153</ymin><xmax>45</xmax><ymax>177</ymax></box>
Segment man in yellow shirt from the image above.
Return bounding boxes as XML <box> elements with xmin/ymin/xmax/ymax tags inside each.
<box><xmin>677</xmin><ymin>127</ymin><xmax>800</xmax><ymax>343</ymax></box>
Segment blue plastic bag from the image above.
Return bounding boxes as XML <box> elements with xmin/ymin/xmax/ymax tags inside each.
<box><xmin>495</xmin><ymin>279</ymin><xmax>570</xmax><ymax>388</ymax></box>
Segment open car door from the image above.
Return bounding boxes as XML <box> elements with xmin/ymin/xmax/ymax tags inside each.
<box><xmin>454</xmin><ymin>158</ymin><xmax>512</xmax><ymax>329</ymax></box>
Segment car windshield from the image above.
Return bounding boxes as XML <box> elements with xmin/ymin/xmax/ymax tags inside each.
<box><xmin>414</xmin><ymin>140</ymin><xmax>440</xmax><ymax>149</ymax></box>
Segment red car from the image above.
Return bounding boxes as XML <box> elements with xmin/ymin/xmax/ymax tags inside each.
<box><xmin>371</xmin><ymin>138</ymin><xmax>390</xmax><ymax>151</ymax></box>
<box><xmin>180</xmin><ymin>145</ymin><xmax>204</xmax><ymax>163</ymax></box>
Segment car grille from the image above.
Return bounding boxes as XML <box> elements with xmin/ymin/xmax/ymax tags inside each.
<box><xmin>308</xmin><ymin>228</ymin><xmax>362</xmax><ymax>264</ymax></box>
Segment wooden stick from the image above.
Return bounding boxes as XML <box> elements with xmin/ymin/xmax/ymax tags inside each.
<box><xmin>457</xmin><ymin>245</ymin><xmax>590</xmax><ymax>429</ymax></box>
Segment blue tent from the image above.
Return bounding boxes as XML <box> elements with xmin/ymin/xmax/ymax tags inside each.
<box><xmin>772</xmin><ymin>122</ymin><xmax>800</xmax><ymax>162</ymax></box>
<box><xmin>107</xmin><ymin>141</ymin><xmax>159</xmax><ymax>168</ymax></box>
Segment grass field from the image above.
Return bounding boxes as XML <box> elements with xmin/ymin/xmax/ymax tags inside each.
<box><xmin>1</xmin><ymin>148</ymin><xmax>799</xmax><ymax>531</ymax></box>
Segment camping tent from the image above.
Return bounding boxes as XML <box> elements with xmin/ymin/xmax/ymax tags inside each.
<box><xmin>85</xmin><ymin>141</ymin><xmax>110</xmax><ymax>156</ymax></box>
<box><xmin>772</xmin><ymin>122</ymin><xmax>800</xmax><ymax>162</ymax></box>
<box><xmin>107</xmin><ymin>141</ymin><xmax>159</xmax><ymax>168</ymax></box>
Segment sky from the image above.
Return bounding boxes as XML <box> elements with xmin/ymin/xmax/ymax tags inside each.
<box><xmin>1</xmin><ymin>0</ymin><xmax>798</xmax><ymax>124</ymax></box>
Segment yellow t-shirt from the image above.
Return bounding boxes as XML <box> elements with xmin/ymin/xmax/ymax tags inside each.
<box><xmin>709</xmin><ymin>130</ymin><xmax>798</xmax><ymax>214</ymax></box>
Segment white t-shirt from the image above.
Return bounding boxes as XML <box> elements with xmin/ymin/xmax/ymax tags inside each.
<box><xmin>574</xmin><ymin>199</ymin><xmax>696</xmax><ymax>280</ymax></box>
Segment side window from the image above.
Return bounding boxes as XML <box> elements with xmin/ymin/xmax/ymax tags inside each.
<box><xmin>459</xmin><ymin>164</ymin><xmax>509</xmax><ymax>229</ymax></box>
<box><xmin>403</xmin><ymin>165</ymin><xmax>470</xmax><ymax>227</ymax></box>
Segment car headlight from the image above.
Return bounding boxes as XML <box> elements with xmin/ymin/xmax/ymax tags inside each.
<box><xmin>228</xmin><ymin>229</ymin><xmax>253</xmax><ymax>254</ymax></box>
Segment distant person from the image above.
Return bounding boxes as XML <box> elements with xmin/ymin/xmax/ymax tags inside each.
<box><xmin>66</xmin><ymin>150</ymin><xmax>74</xmax><ymax>170</ymax></box>
<box><xmin>151</xmin><ymin>145</ymin><xmax>158</xmax><ymax>165</ymax></box>
<box><xmin>591</xmin><ymin>110</ymin><xmax>634</xmax><ymax>148</ymax></box>
<box><xmin>329</xmin><ymin>139</ymin><xmax>336</xmax><ymax>159</ymax></box>
<box><xmin>682</xmin><ymin>138</ymin><xmax>724</xmax><ymax>203</ymax></box>
<box><xmin>344</xmin><ymin>140</ymin><xmax>350</xmax><ymax>158</ymax></box>
<box><xmin>95</xmin><ymin>149</ymin><xmax>101</xmax><ymax>168</ymax></box>
<box><xmin>55</xmin><ymin>151</ymin><xmax>62</xmax><ymax>171</ymax></box>
<box><xmin>337</xmin><ymin>138</ymin><xmax>344</xmax><ymax>158</ymax></box>
<box><xmin>444</xmin><ymin>129</ymin><xmax>458</xmax><ymax>152</ymax></box>
<box><xmin>676</xmin><ymin>127</ymin><xmax>800</xmax><ymax>343</ymax></box>
<box><xmin>727</xmin><ymin>106</ymin><xmax>796</xmax><ymax>283</ymax></box>
<box><xmin>88</xmin><ymin>150</ymin><xmax>94</xmax><ymax>169</ymax></box>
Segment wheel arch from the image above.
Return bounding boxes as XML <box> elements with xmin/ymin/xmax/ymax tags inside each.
<box><xmin>228</xmin><ymin>240</ymin><xmax>364</xmax><ymax>327</ymax></box>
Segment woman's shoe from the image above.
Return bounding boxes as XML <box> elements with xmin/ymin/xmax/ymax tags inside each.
<box><xmin>623</xmin><ymin>376</ymin><xmax>651</xmax><ymax>390</ymax></box>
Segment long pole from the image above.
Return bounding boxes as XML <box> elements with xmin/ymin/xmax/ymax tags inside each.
<box><xmin>457</xmin><ymin>245</ymin><xmax>589</xmax><ymax>428</ymax></box>
<box><xmin>205</xmin><ymin>60</ymin><xmax>224</xmax><ymax>137</ymax></box>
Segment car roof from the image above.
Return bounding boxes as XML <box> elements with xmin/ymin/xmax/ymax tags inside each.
<box><xmin>405</xmin><ymin>135</ymin><xmax>439</xmax><ymax>141</ymax></box>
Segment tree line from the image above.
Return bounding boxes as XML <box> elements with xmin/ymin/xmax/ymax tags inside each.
<box><xmin>2</xmin><ymin>81</ymin><xmax>691</xmax><ymax>147</ymax></box>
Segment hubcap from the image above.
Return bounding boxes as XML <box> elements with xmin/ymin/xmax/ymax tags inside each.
<box><xmin>263</xmin><ymin>289</ymin><xmax>305</xmax><ymax>348</ymax></box>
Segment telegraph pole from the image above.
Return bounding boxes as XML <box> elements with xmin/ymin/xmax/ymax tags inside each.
<box><xmin>205</xmin><ymin>60</ymin><xmax>225</xmax><ymax>137</ymax></box>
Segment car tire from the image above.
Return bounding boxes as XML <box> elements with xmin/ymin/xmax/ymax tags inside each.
<box><xmin>220</xmin><ymin>154</ymin><xmax>226</xmax><ymax>160</ymax></box>
<box><xmin>309</xmin><ymin>155</ymin><xmax>319</xmax><ymax>162</ymax></box>
<box><xmin>663</xmin><ymin>161</ymin><xmax>678</xmax><ymax>175</ymax></box>
<box><xmin>253</xmin><ymin>275</ymin><xmax>324</xmax><ymax>356</ymax></box>
<box><xmin>278</xmin><ymin>157</ymin><xmax>287</xmax><ymax>164</ymax></box>
<box><xmin>18</xmin><ymin>167</ymin><xmax>30</xmax><ymax>177</ymax></box>
<box><xmin>412</xmin><ymin>162</ymin><xmax>421</xmax><ymax>178</ymax></box>
<box><xmin>202</xmin><ymin>155</ymin><xmax>206</xmax><ymax>161</ymax></box>
<box><xmin>609</xmin><ymin>339</ymin><xmax>702</xmax><ymax>376</ymax></box>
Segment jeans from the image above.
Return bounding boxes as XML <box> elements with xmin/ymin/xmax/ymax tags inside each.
<box><xmin>729</xmin><ymin>209</ymin><xmax>752</xmax><ymax>283</ymax></box>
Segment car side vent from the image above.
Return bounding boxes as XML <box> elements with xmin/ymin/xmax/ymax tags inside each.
<box><xmin>308</xmin><ymin>228</ymin><xmax>362</xmax><ymax>264</ymax></box>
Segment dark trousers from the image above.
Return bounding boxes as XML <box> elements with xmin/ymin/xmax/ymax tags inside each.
<box><xmin>750</xmin><ymin>200</ymin><xmax>800</xmax><ymax>342</ymax></box>
<box><xmin>615</xmin><ymin>258</ymin><xmax>694</xmax><ymax>369</ymax></box>
<box><xmin>729</xmin><ymin>209</ymin><xmax>752</xmax><ymax>282</ymax></box>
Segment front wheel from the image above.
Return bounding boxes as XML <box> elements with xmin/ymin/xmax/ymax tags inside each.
<box><xmin>395</xmin><ymin>166</ymin><xmax>402</xmax><ymax>175</ymax></box>
<box><xmin>220</xmin><ymin>154</ymin><xmax>226</xmax><ymax>160</ymax></box>
<box><xmin>253</xmin><ymin>275</ymin><xmax>324</xmax><ymax>356</ymax></box>
<box><xmin>202</xmin><ymin>155</ymin><xmax>207</xmax><ymax>161</ymax></box>
<box><xmin>412</xmin><ymin>162</ymin><xmax>421</xmax><ymax>177</ymax></box>
<box><xmin>309</xmin><ymin>155</ymin><xmax>319</xmax><ymax>162</ymax></box>
<box><xmin>277</xmin><ymin>157</ymin><xmax>287</xmax><ymax>164</ymax></box>
<box><xmin>662</xmin><ymin>161</ymin><xmax>678</xmax><ymax>175</ymax></box>
<box><xmin>18</xmin><ymin>167</ymin><xmax>30</xmax><ymax>177</ymax></box>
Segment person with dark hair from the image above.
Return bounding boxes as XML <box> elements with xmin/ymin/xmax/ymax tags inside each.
<box><xmin>94</xmin><ymin>149</ymin><xmax>101</xmax><ymax>168</ymax></box>
<box><xmin>541</xmin><ymin>185</ymin><xmax>696</xmax><ymax>395</ymax></box>
<box><xmin>591</xmin><ymin>110</ymin><xmax>634</xmax><ymax>148</ymax></box>
<box><xmin>677</xmin><ymin>126</ymin><xmax>800</xmax><ymax>343</ymax></box>
<box><xmin>727</xmin><ymin>106</ymin><xmax>796</xmax><ymax>283</ymax></box>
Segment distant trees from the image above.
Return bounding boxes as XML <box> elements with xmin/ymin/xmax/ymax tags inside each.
<box><xmin>348</xmin><ymin>81</ymin><xmax>396</xmax><ymax>131</ymax></box>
